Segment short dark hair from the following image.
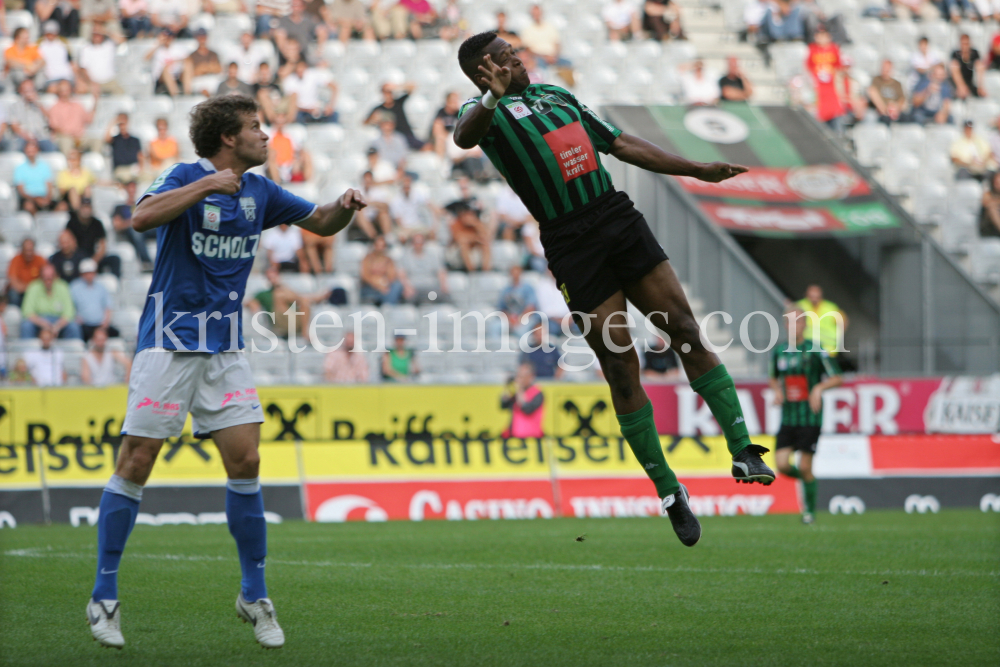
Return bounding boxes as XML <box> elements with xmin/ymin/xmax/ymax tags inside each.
<box><xmin>458</xmin><ymin>31</ymin><xmax>498</xmax><ymax>73</ymax></box>
<box><xmin>189</xmin><ymin>94</ymin><xmax>259</xmax><ymax>158</ymax></box>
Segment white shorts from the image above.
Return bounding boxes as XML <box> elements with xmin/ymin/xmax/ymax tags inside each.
<box><xmin>121</xmin><ymin>349</ymin><xmax>265</xmax><ymax>439</ymax></box>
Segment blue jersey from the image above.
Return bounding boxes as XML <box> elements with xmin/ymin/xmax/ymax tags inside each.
<box><xmin>135</xmin><ymin>158</ymin><xmax>316</xmax><ymax>353</ymax></box>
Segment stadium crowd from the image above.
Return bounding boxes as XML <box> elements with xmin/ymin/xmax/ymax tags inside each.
<box><xmin>0</xmin><ymin>0</ymin><xmax>995</xmax><ymax>386</ymax></box>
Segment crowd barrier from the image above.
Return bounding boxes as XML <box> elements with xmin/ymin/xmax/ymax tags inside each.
<box><xmin>0</xmin><ymin>379</ymin><xmax>997</xmax><ymax>526</ymax></box>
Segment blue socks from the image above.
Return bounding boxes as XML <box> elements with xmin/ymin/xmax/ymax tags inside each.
<box><xmin>92</xmin><ymin>475</ymin><xmax>142</xmax><ymax>601</ymax></box>
<box><xmin>226</xmin><ymin>478</ymin><xmax>268</xmax><ymax>602</ymax></box>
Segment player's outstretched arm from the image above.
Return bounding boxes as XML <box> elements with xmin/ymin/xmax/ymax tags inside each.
<box><xmin>609</xmin><ymin>133</ymin><xmax>748</xmax><ymax>183</ymax></box>
<box><xmin>132</xmin><ymin>169</ymin><xmax>241</xmax><ymax>232</ymax></box>
<box><xmin>453</xmin><ymin>54</ymin><xmax>510</xmax><ymax>150</ymax></box>
<box><xmin>296</xmin><ymin>188</ymin><xmax>367</xmax><ymax>237</ymax></box>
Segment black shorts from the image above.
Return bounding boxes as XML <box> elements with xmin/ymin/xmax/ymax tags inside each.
<box><xmin>539</xmin><ymin>190</ymin><xmax>668</xmax><ymax>314</ymax></box>
<box><xmin>775</xmin><ymin>425</ymin><xmax>822</xmax><ymax>454</ymax></box>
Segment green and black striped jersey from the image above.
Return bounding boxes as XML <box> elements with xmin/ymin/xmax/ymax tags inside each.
<box><xmin>768</xmin><ymin>340</ymin><xmax>841</xmax><ymax>427</ymax></box>
<box><xmin>456</xmin><ymin>84</ymin><xmax>623</xmax><ymax>224</ymax></box>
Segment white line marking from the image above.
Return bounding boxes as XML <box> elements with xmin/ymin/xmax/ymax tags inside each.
<box><xmin>3</xmin><ymin>549</ymin><xmax>996</xmax><ymax>578</ymax></box>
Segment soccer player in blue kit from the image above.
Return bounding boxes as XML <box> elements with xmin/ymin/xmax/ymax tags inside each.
<box><xmin>86</xmin><ymin>95</ymin><xmax>366</xmax><ymax>649</ymax></box>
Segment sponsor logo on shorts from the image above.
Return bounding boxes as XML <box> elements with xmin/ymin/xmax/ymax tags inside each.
<box><xmin>221</xmin><ymin>387</ymin><xmax>258</xmax><ymax>408</ymax></box>
<box><xmin>135</xmin><ymin>397</ymin><xmax>181</xmax><ymax>416</ymax></box>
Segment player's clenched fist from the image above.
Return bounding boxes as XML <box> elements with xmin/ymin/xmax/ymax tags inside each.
<box><xmin>204</xmin><ymin>168</ymin><xmax>241</xmax><ymax>195</ymax></box>
<box><xmin>339</xmin><ymin>188</ymin><xmax>367</xmax><ymax>210</ymax></box>
<box><xmin>698</xmin><ymin>162</ymin><xmax>749</xmax><ymax>183</ymax></box>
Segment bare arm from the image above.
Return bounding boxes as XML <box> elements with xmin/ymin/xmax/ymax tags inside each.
<box><xmin>609</xmin><ymin>132</ymin><xmax>748</xmax><ymax>182</ymax></box>
<box><xmin>132</xmin><ymin>169</ymin><xmax>240</xmax><ymax>232</ymax></box>
<box><xmin>453</xmin><ymin>54</ymin><xmax>510</xmax><ymax>149</ymax></box>
<box><xmin>295</xmin><ymin>188</ymin><xmax>367</xmax><ymax>237</ymax></box>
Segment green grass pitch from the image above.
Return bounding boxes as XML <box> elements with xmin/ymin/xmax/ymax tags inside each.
<box><xmin>1</xmin><ymin>510</ymin><xmax>998</xmax><ymax>666</ymax></box>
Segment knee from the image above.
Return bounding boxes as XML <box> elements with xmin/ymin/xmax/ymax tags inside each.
<box><xmin>600</xmin><ymin>351</ymin><xmax>638</xmax><ymax>397</ymax></box>
<box><xmin>230</xmin><ymin>449</ymin><xmax>261</xmax><ymax>479</ymax></box>
<box><xmin>119</xmin><ymin>443</ymin><xmax>158</xmax><ymax>477</ymax></box>
<box><xmin>670</xmin><ymin>313</ymin><xmax>701</xmax><ymax>346</ymax></box>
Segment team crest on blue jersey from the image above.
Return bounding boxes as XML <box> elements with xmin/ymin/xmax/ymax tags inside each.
<box><xmin>240</xmin><ymin>196</ymin><xmax>257</xmax><ymax>222</ymax></box>
<box><xmin>203</xmin><ymin>204</ymin><xmax>221</xmax><ymax>231</ymax></box>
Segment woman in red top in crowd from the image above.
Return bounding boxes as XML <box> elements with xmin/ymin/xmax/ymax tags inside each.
<box><xmin>806</xmin><ymin>25</ymin><xmax>849</xmax><ymax>133</ymax></box>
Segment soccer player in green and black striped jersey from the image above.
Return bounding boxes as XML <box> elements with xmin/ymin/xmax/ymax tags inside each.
<box><xmin>454</xmin><ymin>32</ymin><xmax>774</xmax><ymax>547</ymax></box>
<box><xmin>769</xmin><ymin>308</ymin><xmax>843</xmax><ymax>524</ymax></box>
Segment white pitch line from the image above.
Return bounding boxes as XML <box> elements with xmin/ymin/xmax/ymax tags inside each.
<box><xmin>3</xmin><ymin>549</ymin><xmax>997</xmax><ymax>578</ymax></box>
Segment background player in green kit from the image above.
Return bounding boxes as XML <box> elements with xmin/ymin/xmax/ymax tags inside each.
<box><xmin>454</xmin><ymin>32</ymin><xmax>775</xmax><ymax>547</ymax></box>
<box><xmin>769</xmin><ymin>308</ymin><xmax>843</xmax><ymax>524</ymax></box>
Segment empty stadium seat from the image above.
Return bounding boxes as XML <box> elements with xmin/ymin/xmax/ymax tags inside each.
<box><xmin>0</xmin><ymin>213</ymin><xmax>34</xmax><ymax>246</ymax></box>
<box><xmin>34</xmin><ymin>212</ymin><xmax>69</xmax><ymax>245</ymax></box>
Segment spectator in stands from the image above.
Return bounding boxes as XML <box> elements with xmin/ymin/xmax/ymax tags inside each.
<box><xmin>501</xmin><ymin>361</ymin><xmax>546</xmax><ymax>435</ymax></box>
<box><xmin>75</xmin><ymin>27</ymin><xmax>122</xmax><ymax>95</ymax></box>
<box><xmin>603</xmin><ymin>0</ymin><xmax>643</xmax><ymax>41</ymax></box>
<box><xmin>437</xmin><ymin>0</ymin><xmax>466</xmax><ymax>41</ymax></box>
<box><xmin>81</xmin><ymin>326</ymin><xmax>131</xmax><ymax>386</ymax></box>
<box><xmin>681</xmin><ymin>60</ymin><xmax>721</xmax><ymax>106</ymax></box>
<box><xmin>112</xmin><ymin>179</ymin><xmax>155</xmax><ymax>271</ymax></box>
<box><xmin>760</xmin><ymin>0</ymin><xmax>804</xmax><ymax>43</ymax></box>
<box><xmin>445</xmin><ymin>178</ymin><xmax>492</xmax><ymax>272</ymax></box>
<box><xmin>368</xmin><ymin>0</ymin><xmax>407</xmax><ymax>40</ymax></box>
<box><xmin>182</xmin><ymin>28</ymin><xmax>223</xmax><ymax>96</ymax></box>
<box><xmin>398</xmin><ymin>0</ymin><xmax>439</xmax><ymax>40</ymax></box>
<box><xmin>14</xmin><ymin>140</ymin><xmax>56</xmax><ymax>214</ymax></box>
<box><xmin>216</xmin><ymin>62</ymin><xmax>256</xmax><ymax>98</ymax></box>
<box><xmin>719</xmin><ymin>56</ymin><xmax>754</xmax><ymax>102</ymax></box>
<box><xmin>495</xmin><ymin>11</ymin><xmax>522</xmax><ymax>49</ymax></box>
<box><xmin>3</xmin><ymin>27</ymin><xmax>44</xmax><ymax>81</ymax></box>
<box><xmin>796</xmin><ymin>284</ymin><xmax>847</xmax><ymax>357</ymax></box>
<box><xmin>431</xmin><ymin>91</ymin><xmax>461</xmax><ymax>157</ymax></box>
<box><xmin>281</xmin><ymin>0</ymin><xmax>323</xmax><ymax>46</ymax></box>
<box><xmin>0</xmin><ymin>295</ymin><xmax>6</xmax><ymax>378</ymax></box>
<box><xmin>147</xmin><ymin>117</ymin><xmax>179</xmax><ymax>172</ymax></box>
<box><xmin>642</xmin><ymin>335</ymin><xmax>681</xmax><ymax>380</ymax></box>
<box><xmin>24</xmin><ymin>327</ymin><xmax>66</xmax><ymax>387</ymax></box>
<box><xmin>7</xmin><ymin>79</ymin><xmax>57</xmax><ymax>152</ymax></box>
<box><xmin>327</xmin><ymin>0</ymin><xmax>375</xmax><ymax>42</ymax></box>
<box><xmin>518</xmin><ymin>329</ymin><xmax>561</xmax><ymax>379</ymax></box>
<box><xmin>7</xmin><ymin>239</ymin><xmax>46</xmax><ymax>307</ymax></box>
<box><xmin>262</xmin><ymin>223</ymin><xmax>307</xmax><ymax>272</ymax></box>
<box><xmin>494</xmin><ymin>183</ymin><xmax>531</xmax><ymax>242</ymax></box>
<box><xmin>148</xmin><ymin>0</ymin><xmax>194</xmax><ymax>38</ymax></box>
<box><xmin>284</xmin><ymin>58</ymin><xmax>339</xmax><ymax>123</ymax></box>
<box><xmin>806</xmin><ymin>25</ymin><xmax>848</xmax><ymax>132</ymax></box>
<box><xmin>911</xmin><ymin>63</ymin><xmax>954</xmax><ymax>125</ymax></box>
<box><xmin>204</xmin><ymin>0</ymin><xmax>248</xmax><ymax>15</ymax></box>
<box><xmin>323</xmin><ymin>331</ymin><xmax>369</xmax><ymax>383</ymax></box>
<box><xmin>255</xmin><ymin>0</ymin><xmax>290</xmax><ymax>38</ymax></box>
<box><xmin>246</xmin><ymin>264</ymin><xmax>311</xmax><ymax>341</ymax></box>
<box><xmin>71</xmin><ymin>258</ymin><xmax>118</xmax><ymax>342</ymax></box>
<box><xmin>398</xmin><ymin>233</ymin><xmax>449</xmax><ymax>304</ymax></box>
<box><xmin>371</xmin><ymin>116</ymin><xmax>411</xmax><ymax>168</ymax></box>
<box><xmin>38</xmin><ymin>21</ymin><xmax>75</xmax><ymax>92</ymax></box>
<box><xmin>232</xmin><ymin>31</ymin><xmax>266</xmax><ymax>85</ymax></box>
<box><xmin>867</xmin><ymin>60</ymin><xmax>907</xmax><ymax>125</ymax></box>
<box><xmin>988</xmin><ymin>33</ymin><xmax>1000</xmax><ymax>71</ymax></box>
<box><xmin>81</xmin><ymin>0</ymin><xmax>121</xmax><ymax>39</ymax></box>
<box><xmin>952</xmin><ymin>120</ymin><xmax>997</xmax><ymax>181</ymax></box>
<box><xmin>521</xmin><ymin>218</ymin><xmax>546</xmax><ymax>273</ymax></box>
<box><xmin>644</xmin><ymin>0</ymin><xmax>683</xmax><ymax>41</ymax></box>
<box><xmin>498</xmin><ymin>266</ymin><xmax>538</xmax><ymax>338</ymax></box>
<box><xmin>21</xmin><ymin>263</ymin><xmax>81</xmax><ymax>340</ymax></box>
<box><xmin>8</xmin><ymin>358</ymin><xmax>34</xmax><ymax>386</ymax></box>
<box><xmin>951</xmin><ymin>34</ymin><xmax>985</xmax><ymax>100</ymax></box>
<box><xmin>253</xmin><ymin>62</ymin><xmax>285</xmax><ymax>124</ymax></box>
<box><xmin>119</xmin><ymin>0</ymin><xmax>154</xmax><ymax>39</ymax></box>
<box><xmin>48</xmin><ymin>82</ymin><xmax>98</xmax><ymax>155</ymax></box>
<box><xmin>50</xmin><ymin>230</ymin><xmax>85</xmax><ymax>284</ymax></box>
<box><xmin>910</xmin><ymin>37</ymin><xmax>942</xmax><ymax>89</ymax></box>
<box><xmin>980</xmin><ymin>171</ymin><xmax>1000</xmax><ymax>237</ymax></box>
<box><xmin>360</xmin><ymin>235</ymin><xmax>404</xmax><ymax>305</ymax></box>
<box><xmin>390</xmin><ymin>173</ymin><xmax>436</xmax><ymax>241</ymax></box>
<box><xmin>68</xmin><ymin>197</ymin><xmax>121</xmax><ymax>277</ymax></box>
<box><xmin>105</xmin><ymin>113</ymin><xmax>145</xmax><ymax>183</ymax></box>
<box><xmin>382</xmin><ymin>333</ymin><xmax>419</xmax><ymax>382</ymax></box>
<box><xmin>266</xmin><ymin>111</ymin><xmax>314</xmax><ymax>184</ymax></box>
<box><xmin>989</xmin><ymin>114</ymin><xmax>1000</xmax><ymax>165</ymax></box>
<box><xmin>301</xmin><ymin>227</ymin><xmax>335</xmax><ymax>275</ymax></box>
<box><xmin>366</xmin><ymin>82</ymin><xmax>423</xmax><ymax>150</ymax></box>
<box><xmin>890</xmin><ymin>0</ymin><xmax>937</xmax><ymax>20</ymax></box>
<box><xmin>146</xmin><ymin>28</ymin><xmax>189</xmax><ymax>97</ymax></box>
<box><xmin>534</xmin><ymin>270</ymin><xmax>570</xmax><ymax>336</ymax></box>
<box><xmin>522</xmin><ymin>4</ymin><xmax>574</xmax><ymax>86</ymax></box>
<box><xmin>36</xmin><ymin>0</ymin><xmax>81</xmax><ymax>38</ymax></box>
<box><xmin>57</xmin><ymin>150</ymin><xmax>96</xmax><ymax>212</ymax></box>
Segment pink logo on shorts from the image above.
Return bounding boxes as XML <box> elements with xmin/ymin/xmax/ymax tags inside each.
<box><xmin>136</xmin><ymin>396</ymin><xmax>181</xmax><ymax>415</ymax></box>
<box><xmin>222</xmin><ymin>387</ymin><xmax>258</xmax><ymax>408</ymax></box>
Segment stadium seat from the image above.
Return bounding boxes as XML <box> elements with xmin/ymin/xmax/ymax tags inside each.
<box><xmin>984</xmin><ymin>72</ymin><xmax>1000</xmax><ymax>101</ymax></box>
<box><xmin>34</xmin><ymin>211</ymin><xmax>70</xmax><ymax>245</ymax></box>
<box><xmin>336</xmin><ymin>242</ymin><xmax>369</xmax><ymax>276</ymax></box>
<box><xmin>890</xmin><ymin>124</ymin><xmax>926</xmax><ymax>153</ymax></box>
<box><xmin>0</xmin><ymin>182</ymin><xmax>16</xmax><ymax>216</ymax></box>
<box><xmin>491</xmin><ymin>240</ymin><xmax>521</xmax><ymax>272</ymax></box>
<box><xmin>124</xmin><ymin>275</ymin><xmax>153</xmax><ymax>308</ymax></box>
<box><xmin>881</xmin><ymin>151</ymin><xmax>921</xmax><ymax>196</ymax></box>
<box><xmin>470</xmin><ymin>272</ymin><xmax>509</xmax><ymax>308</ymax></box>
<box><xmin>0</xmin><ymin>152</ymin><xmax>26</xmax><ymax>184</ymax></box>
<box><xmin>852</xmin><ymin>123</ymin><xmax>890</xmax><ymax>168</ymax></box>
<box><xmin>0</xmin><ymin>213</ymin><xmax>34</xmax><ymax>246</ymax></box>
<box><xmin>968</xmin><ymin>239</ymin><xmax>1000</xmax><ymax>284</ymax></box>
<box><xmin>95</xmin><ymin>273</ymin><xmax>120</xmax><ymax>299</ymax></box>
<box><xmin>6</xmin><ymin>10</ymin><xmax>37</xmax><ymax>39</ymax></box>
<box><xmin>281</xmin><ymin>273</ymin><xmax>317</xmax><ymax>295</ymax></box>
<box><xmin>911</xmin><ymin>181</ymin><xmax>949</xmax><ymax>226</ymax></box>
<box><xmin>770</xmin><ymin>43</ymin><xmax>809</xmax><ymax>83</ymax></box>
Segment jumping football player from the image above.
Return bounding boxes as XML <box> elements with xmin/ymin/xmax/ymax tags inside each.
<box><xmin>86</xmin><ymin>95</ymin><xmax>365</xmax><ymax>649</ymax></box>
<box><xmin>454</xmin><ymin>33</ymin><xmax>775</xmax><ymax>547</ymax></box>
<box><xmin>769</xmin><ymin>308</ymin><xmax>842</xmax><ymax>524</ymax></box>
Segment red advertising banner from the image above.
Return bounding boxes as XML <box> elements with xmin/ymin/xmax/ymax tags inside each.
<box><xmin>869</xmin><ymin>434</ymin><xmax>1000</xmax><ymax>474</ymax></box>
<box><xmin>698</xmin><ymin>202</ymin><xmax>846</xmax><ymax>233</ymax></box>
<box><xmin>674</xmin><ymin>164</ymin><xmax>871</xmax><ymax>203</ymax></box>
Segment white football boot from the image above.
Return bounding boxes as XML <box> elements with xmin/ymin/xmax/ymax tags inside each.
<box><xmin>236</xmin><ymin>594</ymin><xmax>285</xmax><ymax>649</ymax></box>
<box><xmin>87</xmin><ymin>599</ymin><xmax>124</xmax><ymax>649</ymax></box>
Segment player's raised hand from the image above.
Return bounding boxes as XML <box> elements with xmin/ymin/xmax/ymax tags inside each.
<box><xmin>339</xmin><ymin>188</ymin><xmax>367</xmax><ymax>211</ymax></box>
<box><xmin>204</xmin><ymin>168</ymin><xmax>241</xmax><ymax>195</ymax></box>
<box><xmin>478</xmin><ymin>54</ymin><xmax>511</xmax><ymax>99</ymax></box>
<box><xmin>699</xmin><ymin>162</ymin><xmax>749</xmax><ymax>183</ymax></box>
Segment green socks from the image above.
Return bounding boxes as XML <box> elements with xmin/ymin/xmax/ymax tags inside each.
<box><xmin>689</xmin><ymin>364</ymin><xmax>751</xmax><ymax>456</ymax></box>
<box><xmin>785</xmin><ymin>465</ymin><xmax>803</xmax><ymax>480</ymax></box>
<box><xmin>617</xmin><ymin>402</ymin><xmax>680</xmax><ymax>499</ymax></box>
<box><xmin>804</xmin><ymin>479</ymin><xmax>817</xmax><ymax>515</ymax></box>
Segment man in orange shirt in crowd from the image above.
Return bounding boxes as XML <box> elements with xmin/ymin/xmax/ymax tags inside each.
<box><xmin>3</xmin><ymin>27</ymin><xmax>44</xmax><ymax>80</ymax></box>
<box><xmin>147</xmin><ymin>117</ymin><xmax>180</xmax><ymax>171</ymax></box>
<box><xmin>6</xmin><ymin>238</ymin><xmax>47</xmax><ymax>307</ymax></box>
<box><xmin>266</xmin><ymin>111</ymin><xmax>313</xmax><ymax>184</ymax></box>
<box><xmin>806</xmin><ymin>25</ymin><xmax>848</xmax><ymax>133</ymax></box>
